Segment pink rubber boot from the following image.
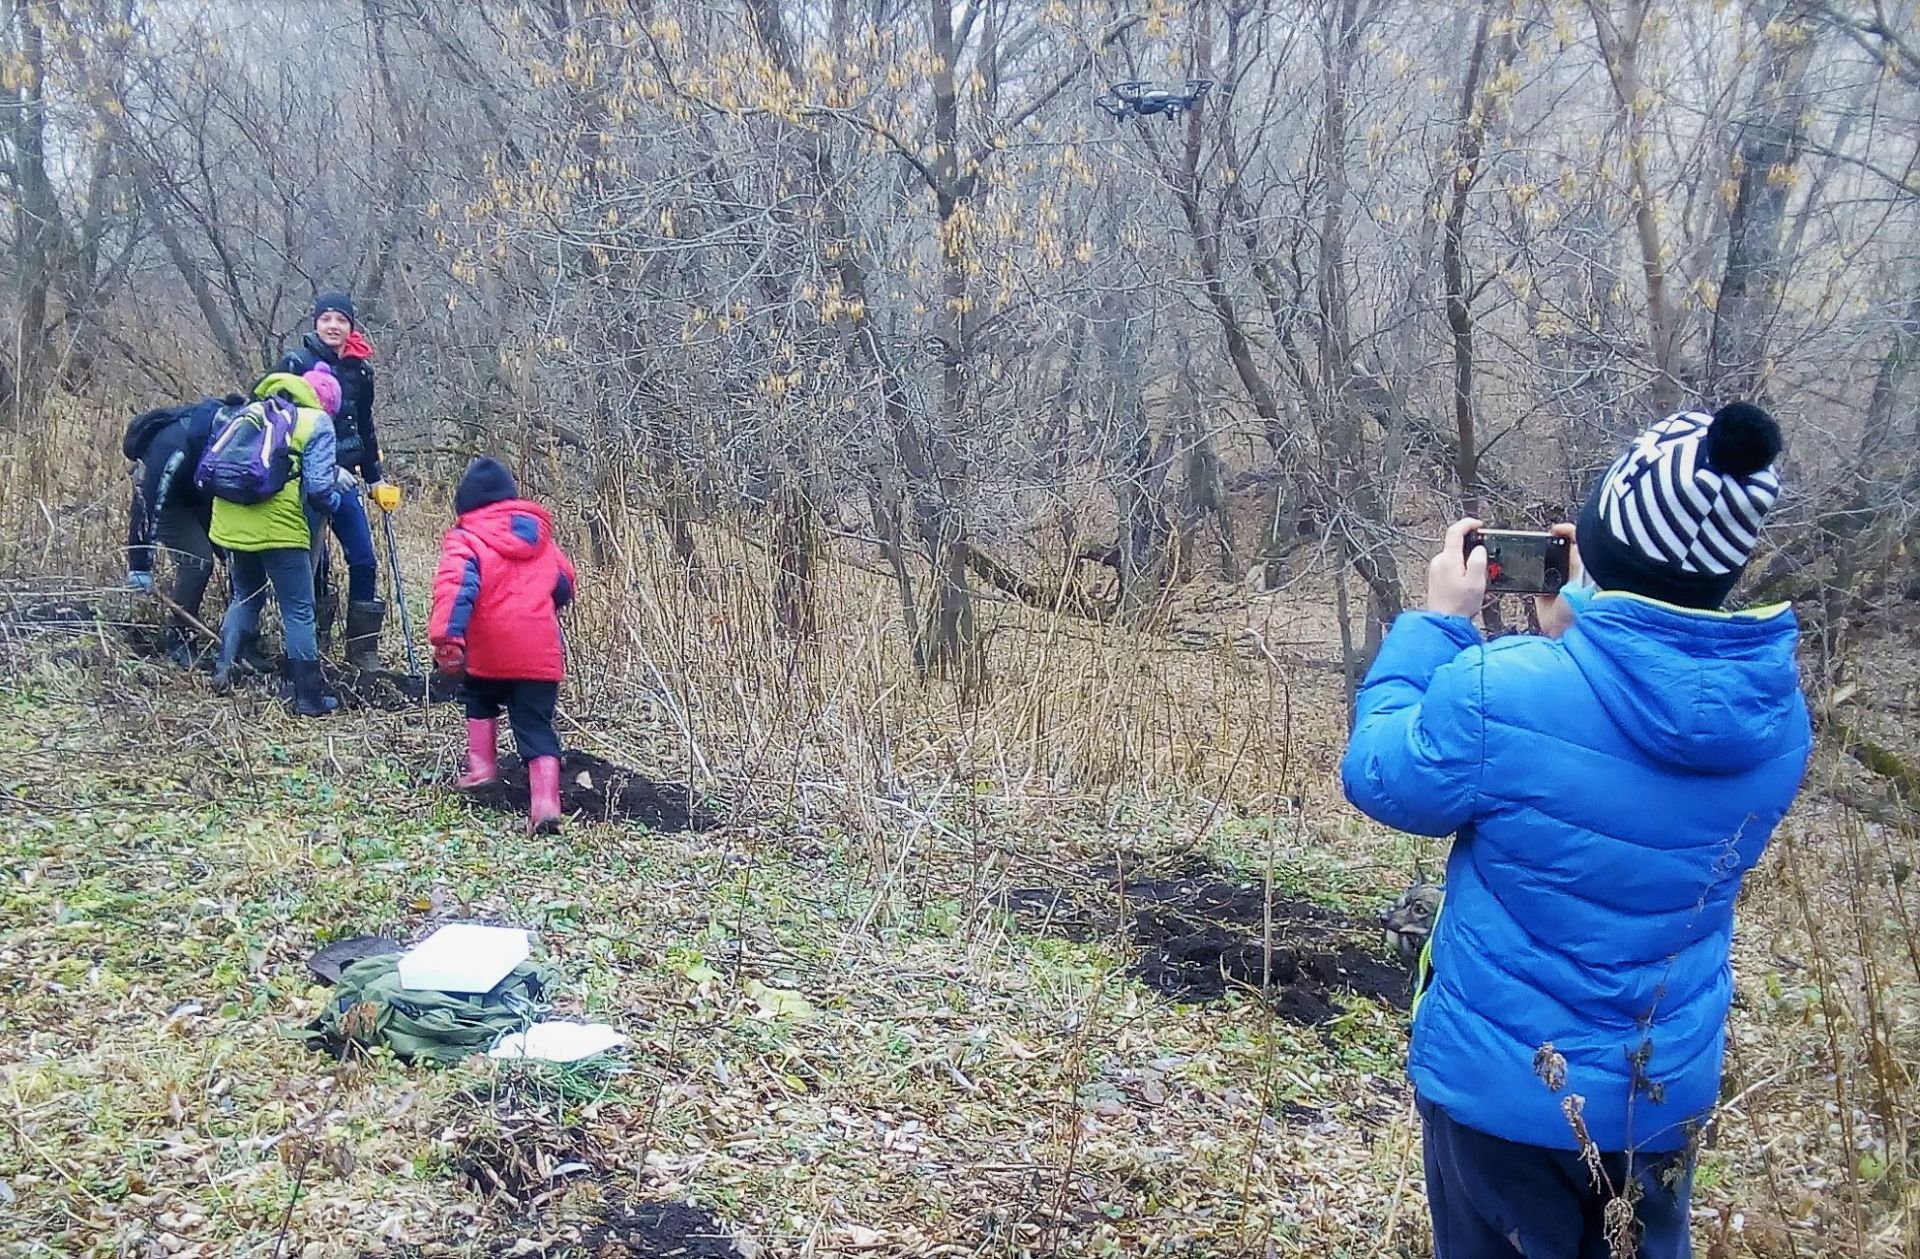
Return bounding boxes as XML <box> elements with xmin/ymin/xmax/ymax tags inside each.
<box><xmin>457</xmin><ymin>719</ymin><xmax>499</xmax><ymax>790</ymax></box>
<box><xmin>527</xmin><ymin>755</ymin><xmax>563</xmax><ymax>834</ymax></box>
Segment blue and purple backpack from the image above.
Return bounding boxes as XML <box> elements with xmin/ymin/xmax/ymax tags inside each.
<box><xmin>194</xmin><ymin>397</ymin><xmax>299</xmax><ymax>505</ymax></box>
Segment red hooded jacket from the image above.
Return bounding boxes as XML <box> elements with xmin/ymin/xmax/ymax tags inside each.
<box><xmin>428</xmin><ymin>499</ymin><xmax>577</xmax><ymax>682</ymax></box>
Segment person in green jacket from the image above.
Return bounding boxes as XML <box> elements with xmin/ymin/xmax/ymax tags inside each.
<box><xmin>209</xmin><ymin>370</ymin><xmax>342</xmax><ymax>716</ymax></box>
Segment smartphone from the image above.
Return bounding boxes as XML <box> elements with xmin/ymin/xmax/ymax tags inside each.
<box><xmin>1464</xmin><ymin>529</ymin><xmax>1570</xmax><ymax>595</ymax></box>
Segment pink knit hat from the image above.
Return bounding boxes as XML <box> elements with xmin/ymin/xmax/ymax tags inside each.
<box><xmin>302</xmin><ymin>364</ymin><xmax>342</xmax><ymax>416</ymax></box>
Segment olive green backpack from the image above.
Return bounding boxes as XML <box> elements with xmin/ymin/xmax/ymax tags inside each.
<box><xmin>301</xmin><ymin>953</ymin><xmax>552</xmax><ymax>1064</ymax></box>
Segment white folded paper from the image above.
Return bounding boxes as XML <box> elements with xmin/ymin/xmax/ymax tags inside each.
<box><xmin>489</xmin><ymin>1021</ymin><xmax>628</xmax><ymax>1063</ymax></box>
<box><xmin>395</xmin><ymin>923</ymin><xmax>530</xmax><ymax>993</ymax></box>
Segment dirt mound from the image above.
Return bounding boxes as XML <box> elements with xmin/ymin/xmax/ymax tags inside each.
<box><xmin>555</xmin><ymin>1198</ymin><xmax>742</xmax><ymax>1258</ymax></box>
<box><xmin>999</xmin><ymin>857</ymin><xmax>1412</xmax><ymax>1023</ymax></box>
<box><xmin>465</xmin><ymin>750</ymin><xmax>714</xmax><ymax>832</ymax></box>
<box><xmin>327</xmin><ymin>665</ymin><xmax>461</xmax><ymax>710</ymax></box>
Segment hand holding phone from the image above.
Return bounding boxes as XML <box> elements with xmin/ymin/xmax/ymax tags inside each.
<box><xmin>1464</xmin><ymin>529</ymin><xmax>1571</xmax><ymax>596</ymax></box>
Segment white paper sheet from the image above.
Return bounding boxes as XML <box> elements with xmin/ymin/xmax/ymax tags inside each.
<box><xmin>488</xmin><ymin>1021</ymin><xmax>628</xmax><ymax>1062</ymax></box>
<box><xmin>395</xmin><ymin>923</ymin><xmax>531</xmax><ymax>993</ymax></box>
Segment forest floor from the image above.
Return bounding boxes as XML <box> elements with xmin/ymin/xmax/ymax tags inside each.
<box><xmin>1</xmin><ymin>578</ymin><xmax>1916</xmax><ymax>1258</ymax></box>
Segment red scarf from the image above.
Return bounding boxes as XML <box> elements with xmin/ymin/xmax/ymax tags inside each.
<box><xmin>341</xmin><ymin>330</ymin><xmax>376</xmax><ymax>361</ymax></box>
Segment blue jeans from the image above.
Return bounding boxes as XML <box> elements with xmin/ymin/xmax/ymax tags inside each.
<box><xmin>223</xmin><ymin>548</ymin><xmax>319</xmax><ymax>662</ymax></box>
<box><xmin>327</xmin><ymin>488</ymin><xmax>379</xmax><ymax>603</ymax></box>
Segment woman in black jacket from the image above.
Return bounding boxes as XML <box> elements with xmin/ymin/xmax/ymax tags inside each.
<box><xmin>278</xmin><ymin>290</ymin><xmax>399</xmax><ymax>670</ymax></box>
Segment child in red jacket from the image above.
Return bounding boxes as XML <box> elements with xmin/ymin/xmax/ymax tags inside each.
<box><xmin>429</xmin><ymin>458</ymin><xmax>578</xmax><ymax>833</ymax></box>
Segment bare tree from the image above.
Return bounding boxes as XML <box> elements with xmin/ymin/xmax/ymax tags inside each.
<box><xmin>1588</xmin><ymin>0</ymin><xmax>1683</xmax><ymax>411</ymax></box>
<box><xmin>1708</xmin><ymin>4</ymin><xmax>1819</xmax><ymax>399</ymax></box>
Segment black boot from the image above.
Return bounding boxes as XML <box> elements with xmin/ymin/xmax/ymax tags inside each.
<box><xmin>236</xmin><ymin>631</ymin><xmax>275</xmax><ymax>676</ymax></box>
<box><xmin>290</xmin><ymin>659</ymin><xmax>339</xmax><ymax>717</ymax></box>
<box><xmin>212</xmin><ymin>642</ymin><xmax>239</xmax><ymax>693</ymax></box>
<box><xmin>163</xmin><ymin>625</ymin><xmax>199</xmax><ymax>669</ymax></box>
<box><xmin>343</xmin><ymin>599</ymin><xmax>387</xmax><ymax>673</ymax></box>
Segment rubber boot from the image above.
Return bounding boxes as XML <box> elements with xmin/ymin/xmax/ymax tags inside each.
<box><xmin>527</xmin><ymin>756</ymin><xmax>564</xmax><ymax>835</ymax></box>
<box><xmin>290</xmin><ymin>659</ymin><xmax>339</xmax><ymax>717</ymax></box>
<box><xmin>212</xmin><ymin>633</ymin><xmax>241</xmax><ymax>693</ymax></box>
<box><xmin>344</xmin><ymin>599</ymin><xmax>387</xmax><ymax>673</ymax></box>
<box><xmin>457</xmin><ymin>719</ymin><xmax>499</xmax><ymax>790</ymax></box>
<box><xmin>237</xmin><ymin>631</ymin><xmax>274</xmax><ymax>676</ymax></box>
<box><xmin>163</xmin><ymin>624</ymin><xmax>200</xmax><ymax>669</ymax></box>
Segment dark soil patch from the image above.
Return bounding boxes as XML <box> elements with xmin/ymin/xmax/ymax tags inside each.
<box><xmin>114</xmin><ymin>624</ymin><xmax>217</xmax><ymax>671</ymax></box>
<box><xmin>998</xmin><ymin>856</ymin><xmax>1412</xmax><ymax>1023</ymax></box>
<box><xmin>383</xmin><ymin>1195</ymin><xmax>741</xmax><ymax>1259</ymax></box>
<box><xmin>466</xmin><ymin>750</ymin><xmax>715</xmax><ymax>832</ymax></box>
<box><xmin>327</xmin><ymin>665</ymin><xmax>461</xmax><ymax>710</ymax></box>
<box><xmin>563</xmin><ymin>1196</ymin><xmax>742</xmax><ymax>1258</ymax></box>
<box><xmin>110</xmin><ymin>620</ymin><xmax>457</xmax><ymax>705</ymax></box>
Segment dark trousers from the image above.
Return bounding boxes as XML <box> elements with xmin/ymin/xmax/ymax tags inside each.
<box><xmin>1419</xmin><ymin>1096</ymin><xmax>1693</xmax><ymax>1259</ymax></box>
<box><xmin>463</xmin><ymin>677</ymin><xmax>561</xmax><ymax>762</ymax></box>
<box><xmin>155</xmin><ymin>499</ymin><xmax>217</xmax><ymax>622</ymax></box>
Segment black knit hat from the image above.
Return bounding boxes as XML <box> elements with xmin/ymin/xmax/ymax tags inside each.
<box><xmin>312</xmin><ymin>290</ymin><xmax>356</xmax><ymax>327</ymax></box>
<box><xmin>1577</xmin><ymin>403</ymin><xmax>1783</xmax><ymax>609</ymax></box>
<box><xmin>455</xmin><ymin>457</ymin><xmax>519</xmax><ymax>515</ymax></box>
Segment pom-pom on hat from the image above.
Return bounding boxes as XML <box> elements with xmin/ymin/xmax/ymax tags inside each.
<box><xmin>301</xmin><ymin>364</ymin><xmax>343</xmax><ymax>416</ymax></box>
<box><xmin>1576</xmin><ymin>403</ymin><xmax>1784</xmax><ymax>609</ymax></box>
<box><xmin>455</xmin><ymin>457</ymin><xmax>520</xmax><ymax>515</ymax></box>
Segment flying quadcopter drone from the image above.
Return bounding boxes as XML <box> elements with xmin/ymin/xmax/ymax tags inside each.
<box><xmin>1095</xmin><ymin>79</ymin><xmax>1213</xmax><ymax>120</ymax></box>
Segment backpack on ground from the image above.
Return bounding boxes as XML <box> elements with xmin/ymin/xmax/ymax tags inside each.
<box><xmin>298</xmin><ymin>953</ymin><xmax>552</xmax><ymax>1064</ymax></box>
<box><xmin>194</xmin><ymin>397</ymin><xmax>299</xmax><ymax>504</ymax></box>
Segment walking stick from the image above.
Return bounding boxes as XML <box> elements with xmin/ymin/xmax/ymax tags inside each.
<box><xmin>379</xmin><ymin>507</ymin><xmax>423</xmax><ymax>677</ymax></box>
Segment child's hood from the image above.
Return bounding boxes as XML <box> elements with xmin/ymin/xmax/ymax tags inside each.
<box><xmin>456</xmin><ymin>498</ymin><xmax>555</xmax><ymax>560</ymax></box>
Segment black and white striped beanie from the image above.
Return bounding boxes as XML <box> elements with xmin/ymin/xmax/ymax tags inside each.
<box><xmin>1576</xmin><ymin>403</ymin><xmax>1783</xmax><ymax>609</ymax></box>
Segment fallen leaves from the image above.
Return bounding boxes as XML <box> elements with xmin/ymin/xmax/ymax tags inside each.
<box><xmin>744</xmin><ymin>980</ymin><xmax>814</xmax><ymax>1022</ymax></box>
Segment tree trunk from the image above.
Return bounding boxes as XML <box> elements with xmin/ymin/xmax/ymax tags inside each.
<box><xmin>7</xmin><ymin>1</ymin><xmax>56</xmax><ymax>424</ymax></box>
<box><xmin>1706</xmin><ymin>13</ymin><xmax>1816</xmax><ymax>400</ymax></box>
<box><xmin>1175</xmin><ymin>384</ymin><xmax>1234</xmax><ymax>582</ymax></box>
<box><xmin>1318</xmin><ymin>0</ymin><xmax>1405</xmax><ymax>653</ymax></box>
<box><xmin>1589</xmin><ymin>0</ymin><xmax>1680</xmax><ymax>411</ymax></box>
<box><xmin>1442</xmin><ymin>0</ymin><xmax>1522</xmax><ymax>520</ymax></box>
<box><xmin>869</xmin><ymin>475</ymin><xmax>927</xmax><ymax>673</ymax></box>
<box><xmin>745</xmin><ymin>0</ymin><xmax>981</xmax><ymax>689</ymax></box>
<box><xmin>771</xmin><ymin>481</ymin><xmax>818</xmax><ymax>640</ymax></box>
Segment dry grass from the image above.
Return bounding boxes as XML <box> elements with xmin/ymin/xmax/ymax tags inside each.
<box><xmin>0</xmin><ymin>400</ymin><xmax>1915</xmax><ymax>1256</ymax></box>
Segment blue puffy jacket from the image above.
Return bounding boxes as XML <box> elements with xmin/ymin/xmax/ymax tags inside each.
<box><xmin>1341</xmin><ymin>591</ymin><xmax>1810</xmax><ymax>1153</ymax></box>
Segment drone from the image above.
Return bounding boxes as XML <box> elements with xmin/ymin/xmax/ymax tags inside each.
<box><xmin>1095</xmin><ymin>79</ymin><xmax>1213</xmax><ymax>120</ymax></box>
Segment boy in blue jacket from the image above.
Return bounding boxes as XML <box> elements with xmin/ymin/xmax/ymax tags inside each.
<box><xmin>1342</xmin><ymin>404</ymin><xmax>1810</xmax><ymax>1259</ymax></box>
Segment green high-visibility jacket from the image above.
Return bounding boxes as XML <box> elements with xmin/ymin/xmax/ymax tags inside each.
<box><xmin>208</xmin><ymin>373</ymin><xmax>337</xmax><ymax>553</ymax></box>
